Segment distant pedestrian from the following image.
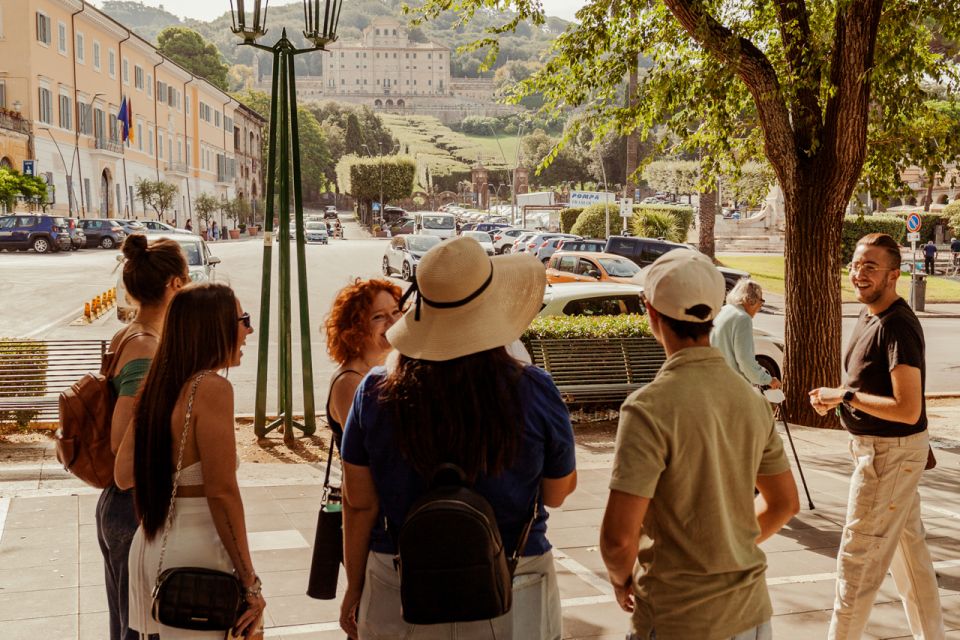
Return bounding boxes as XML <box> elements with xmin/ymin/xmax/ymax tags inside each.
<box><xmin>711</xmin><ymin>279</ymin><xmax>781</xmax><ymax>389</ymax></box>
<box><xmin>923</xmin><ymin>239</ymin><xmax>936</xmax><ymax>274</ymax></box>
<box><xmin>210</xmin><ymin>220</ymin><xmax>218</xmax><ymax>242</ymax></box>
<box><xmin>810</xmin><ymin>233</ymin><xmax>944</xmax><ymax>639</ymax></box>
<box><xmin>951</xmin><ymin>236</ymin><xmax>960</xmax><ymax>269</ymax></box>
<box><xmin>601</xmin><ymin>249</ymin><xmax>798</xmax><ymax>640</ymax></box>
<box><xmin>185</xmin><ymin>219</ymin><xmax>193</xmax><ymax>233</ymax></box>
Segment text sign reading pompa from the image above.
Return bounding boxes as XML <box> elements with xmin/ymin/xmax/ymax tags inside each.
<box><xmin>569</xmin><ymin>191</ymin><xmax>616</xmax><ymax>208</ymax></box>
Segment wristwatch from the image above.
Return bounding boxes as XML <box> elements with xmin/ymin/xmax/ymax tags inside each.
<box><xmin>842</xmin><ymin>389</ymin><xmax>855</xmax><ymax>405</ymax></box>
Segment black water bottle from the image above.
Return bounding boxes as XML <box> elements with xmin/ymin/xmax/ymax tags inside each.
<box><xmin>306</xmin><ymin>487</ymin><xmax>344</xmax><ymax>600</ymax></box>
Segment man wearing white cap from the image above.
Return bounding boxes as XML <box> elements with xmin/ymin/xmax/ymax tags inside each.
<box><xmin>600</xmin><ymin>249</ymin><xmax>800</xmax><ymax>640</ymax></box>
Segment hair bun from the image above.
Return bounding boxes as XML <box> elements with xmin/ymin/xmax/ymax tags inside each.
<box><xmin>122</xmin><ymin>233</ymin><xmax>149</xmax><ymax>261</ymax></box>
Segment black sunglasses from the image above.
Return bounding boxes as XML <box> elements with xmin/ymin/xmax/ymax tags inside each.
<box><xmin>238</xmin><ymin>312</ymin><xmax>251</xmax><ymax>329</ymax></box>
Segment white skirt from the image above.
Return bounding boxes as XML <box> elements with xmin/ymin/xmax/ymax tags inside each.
<box><xmin>128</xmin><ymin>497</ymin><xmax>234</xmax><ymax>639</ymax></box>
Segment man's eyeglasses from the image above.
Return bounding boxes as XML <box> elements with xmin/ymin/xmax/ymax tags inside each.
<box><xmin>847</xmin><ymin>262</ymin><xmax>895</xmax><ymax>275</ymax></box>
<box><xmin>238</xmin><ymin>312</ymin><xmax>252</xmax><ymax>329</ymax></box>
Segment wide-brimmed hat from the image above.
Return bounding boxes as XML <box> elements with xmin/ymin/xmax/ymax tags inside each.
<box><xmin>387</xmin><ymin>236</ymin><xmax>546</xmax><ymax>361</ymax></box>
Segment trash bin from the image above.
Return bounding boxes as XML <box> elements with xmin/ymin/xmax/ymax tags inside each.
<box><xmin>910</xmin><ymin>273</ymin><xmax>927</xmax><ymax>312</ymax></box>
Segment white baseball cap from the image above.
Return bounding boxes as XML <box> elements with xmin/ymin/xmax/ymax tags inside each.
<box><xmin>642</xmin><ymin>249</ymin><xmax>725</xmax><ymax>322</ymax></box>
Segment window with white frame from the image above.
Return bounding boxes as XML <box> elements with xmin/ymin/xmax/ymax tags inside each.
<box><xmin>215</xmin><ymin>110</ymin><xmax>221</xmax><ymax>127</ymax></box>
<box><xmin>158</xmin><ymin>134</ymin><xmax>163</xmax><ymax>159</ymax></box>
<box><xmin>134</xmin><ymin>66</ymin><xmax>143</xmax><ymax>90</ymax></box>
<box><xmin>93</xmin><ymin>42</ymin><xmax>101</xmax><ymax>70</ymax></box>
<box><xmin>147</xmin><ymin>127</ymin><xmax>153</xmax><ymax>155</ymax></box>
<box><xmin>38</xmin><ymin>87</ymin><xmax>53</xmax><ymax>123</ymax></box>
<box><xmin>123</xmin><ymin>59</ymin><xmax>129</xmax><ymax>84</ymax></box>
<box><xmin>58</xmin><ymin>93</ymin><xmax>72</xmax><ymax>129</ymax></box>
<box><xmin>77</xmin><ymin>101</ymin><xmax>92</xmax><ymax>135</ymax></box>
<box><xmin>137</xmin><ymin>123</ymin><xmax>143</xmax><ymax>150</ymax></box>
<box><xmin>146</xmin><ymin>74</ymin><xmax>152</xmax><ymax>97</ymax></box>
<box><xmin>185</xmin><ymin>95</ymin><xmax>191</xmax><ymax>115</ymax></box>
<box><xmin>36</xmin><ymin>12</ymin><xmax>51</xmax><ymax>45</ymax></box>
<box><xmin>0</xmin><ymin>81</ymin><xmax>6</xmax><ymax>109</ymax></box>
<box><xmin>76</xmin><ymin>33</ymin><xmax>84</xmax><ymax>63</ymax></box>
<box><xmin>57</xmin><ymin>22</ymin><xmax>66</xmax><ymax>53</ymax></box>
<box><xmin>108</xmin><ymin>50</ymin><xmax>116</xmax><ymax>77</ymax></box>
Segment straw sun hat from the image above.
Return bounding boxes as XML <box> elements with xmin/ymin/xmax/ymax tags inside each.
<box><xmin>386</xmin><ymin>236</ymin><xmax>546</xmax><ymax>361</ymax></box>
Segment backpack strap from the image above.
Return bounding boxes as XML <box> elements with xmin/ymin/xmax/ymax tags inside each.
<box><xmin>508</xmin><ymin>485</ymin><xmax>541</xmax><ymax>575</ymax></box>
<box><xmin>102</xmin><ymin>330</ymin><xmax>154</xmax><ymax>377</ymax></box>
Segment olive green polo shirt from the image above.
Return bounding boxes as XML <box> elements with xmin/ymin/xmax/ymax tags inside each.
<box><xmin>610</xmin><ymin>346</ymin><xmax>790</xmax><ymax>639</ymax></box>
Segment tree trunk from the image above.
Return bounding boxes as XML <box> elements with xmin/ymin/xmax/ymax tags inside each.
<box><xmin>698</xmin><ymin>190</ymin><xmax>717</xmax><ymax>258</ymax></box>
<box><xmin>783</xmin><ymin>177</ymin><xmax>845</xmax><ymax>428</ymax></box>
<box><xmin>624</xmin><ymin>37</ymin><xmax>640</xmax><ymax>199</ymax></box>
<box><xmin>923</xmin><ymin>176</ymin><xmax>933</xmax><ymax>212</ymax></box>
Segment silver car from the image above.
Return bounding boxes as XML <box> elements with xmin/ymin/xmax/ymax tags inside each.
<box><xmin>383</xmin><ymin>234</ymin><xmax>441</xmax><ymax>281</ymax></box>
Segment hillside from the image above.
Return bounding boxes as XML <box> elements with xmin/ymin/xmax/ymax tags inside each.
<box><xmin>100</xmin><ymin>0</ymin><xmax>566</xmax><ymax>79</ymax></box>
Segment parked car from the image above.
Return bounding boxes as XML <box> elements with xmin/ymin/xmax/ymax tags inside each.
<box><xmin>460</xmin><ymin>230</ymin><xmax>496</xmax><ymax>255</ymax></box>
<box><xmin>459</xmin><ymin>222</ymin><xmax>478</xmax><ymax>233</ymax></box>
<box><xmin>474</xmin><ymin>222</ymin><xmax>513</xmax><ymax>238</ymax></box>
<box><xmin>115</xmin><ymin>219</ymin><xmax>147</xmax><ymax>236</ymax></box>
<box><xmin>65</xmin><ymin>218</ymin><xmax>86</xmax><ymax>250</ymax></box>
<box><xmin>324</xmin><ymin>206</ymin><xmax>339</xmax><ymax>219</ymax></box>
<box><xmin>387</xmin><ymin>217</ymin><xmax>415</xmax><ymax>236</ymax></box>
<box><xmin>545</xmin><ymin>251</ymin><xmax>643</xmax><ymax>285</ymax></box>
<box><xmin>304</xmin><ymin>221</ymin><xmax>329</xmax><ymax>244</ymax></box>
<box><xmin>557</xmin><ymin>238</ymin><xmax>607</xmax><ymax>253</ymax></box>
<box><xmin>78</xmin><ymin>218</ymin><xmax>127</xmax><ymax>249</ymax></box>
<box><xmin>382</xmin><ymin>206</ymin><xmax>408</xmax><ymax>225</ymax></box>
<box><xmin>0</xmin><ymin>214</ymin><xmax>74</xmax><ymax>253</ymax></box>
<box><xmin>413</xmin><ymin>212</ymin><xmax>457</xmax><ymax>240</ymax></box>
<box><xmin>537</xmin><ymin>235</ymin><xmax>596</xmax><ymax>263</ymax></box>
<box><xmin>510</xmin><ymin>232</ymin><xmax>539</xmax><ymax>254</ymax></box>
<box><xmin>140</xmin><ymin>220</ymin><xmax>191</xmax><ymax>234</ymax></box>
<box><xmin>539</xmin><ymin>282</ymin><xmax>647</xmax><ymax>318</ymax></box>
<box><xmin>383</xmin><ymin>234</ymin><xmax>442</xmax><ymax>281</ymax></box>
<box><xmin>604</xmin><ymin>236</ymin><xmax>750</xmax><ymax>291</ymax></box>
<box><xmin>493</xmin><ymin>228</ymin><xmax>534</xmax><ymax>254</ymax></box>
<box><xmin>116</xmin><ymin>234</ymin><xmax>220</xmax><ymax>321</ymax></box>
<box><xmin>527</xmin><ymin>233</ymin><xmax>580</xmax><ymax>260</ymax></box>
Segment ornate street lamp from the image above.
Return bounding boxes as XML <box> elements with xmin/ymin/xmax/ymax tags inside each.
<box><xmin>229</xmin><ymin>0</ymin><xmax>343</xmax><ymax>442</ymax></box>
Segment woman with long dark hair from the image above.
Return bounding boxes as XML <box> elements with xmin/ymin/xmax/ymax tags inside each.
<box><xmin>99</xmin><ymin>234</ymin><xmax>187</xmax><ymax>640</ymax></box>
<box><xmin>323</xmin><ymin>278</ymin><xmax>403</xmax><ymax>448</ymax></box>
<box><xmin>114</xmin><ymin>283</ymin><xmax>265</xmax><ymax>639</ymax></box>
<box><xmin>338</xmin><ymin>237</ymin><xmax>578</xmax><ymax>639</ymax></box>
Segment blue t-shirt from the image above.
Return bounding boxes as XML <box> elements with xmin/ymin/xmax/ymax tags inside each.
<box><xmin>924</xmin><ymin>244</ymin><xmax>937</xmax><ymax>258</ymax></box>
<box><xmin>341</xmin><ymin>365</ymin><xmax>576</xmax><ymax>557</ymax></box>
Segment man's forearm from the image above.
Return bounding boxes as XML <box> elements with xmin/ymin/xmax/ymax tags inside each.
<box><xmin>600</xmin><ymin>534</ymin><xmax>637</xmax><ymax>587</ymax></box>
<box><xmin>850</xmin><ymin>391</ymin><xmax>921</xmax><ymax>424</ymax></box>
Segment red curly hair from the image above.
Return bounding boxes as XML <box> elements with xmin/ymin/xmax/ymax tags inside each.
<box><xmin>325</xmin><ymin>278</ymin><xmax>403</xmax><ymax>364</ymax></box>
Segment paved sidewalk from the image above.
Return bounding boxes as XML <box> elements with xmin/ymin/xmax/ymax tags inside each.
<box><xmin>1</xmin><ymin>424</ymin><xmax>959</xmax><ymax>639</ymax></box>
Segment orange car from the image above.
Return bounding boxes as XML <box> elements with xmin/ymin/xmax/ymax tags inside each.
<box><xmin>545</xmin><ymin>251</ymin><xmax>643</xmax><ymax>284</ymax></box>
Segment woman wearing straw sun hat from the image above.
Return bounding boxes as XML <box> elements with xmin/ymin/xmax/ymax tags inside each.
<box><xmin>338</xmin><ymin>236</ymin><xmax>578</xmax><ymax>639</ymax></box>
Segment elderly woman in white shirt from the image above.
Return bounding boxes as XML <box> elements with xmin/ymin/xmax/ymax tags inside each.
<box><xmin>710</xmin><ymin>279</ymin><xmax>781</xmax><ymax>389</ymax></box>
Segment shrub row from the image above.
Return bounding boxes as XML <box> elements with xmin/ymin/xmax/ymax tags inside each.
<box><xmin>521</xmin><ymin>314</ymin><xmax>651</xmax><ymax>343</ymax></box>
<box><xmin>0</xmin><ymin>338</ymin><xmax>48</xmax><ymax>428</ymax></box>
<box><xmin>841</xmin><ymin>215</ymin><xmax>906</xmax><ymax>263</ymax></box>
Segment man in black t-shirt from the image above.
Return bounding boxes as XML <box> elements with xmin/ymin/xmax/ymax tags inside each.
<box><xmin>810</xmin><ymin>233</ymin><xmax>944</xmax><ymax>640</ymax></box>
<box><xmin>951</xmin><ymin>236</ymin><xmax>960</xmax><ymax>270</ymax></box>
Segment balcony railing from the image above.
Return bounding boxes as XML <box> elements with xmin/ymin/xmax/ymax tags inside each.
<box><xmin>0</xmin><ymin>111</ymin><xmax>31</xmax><ymax>135</ymax></box>
<box><xmin>217</xmin><ymin>169</ymin><xmax>235</xmax><ymax>183</ymax></box>
<box><xmin>90</xmin><ymin>138</ymin><xmax>124</xmax><ymax>154</ymax></box>
<box><xmin>167</xmin><ymin>161</ymin><xmax>190</xmax><ymax>174</ymax></box>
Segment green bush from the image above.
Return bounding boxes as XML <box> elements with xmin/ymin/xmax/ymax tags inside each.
<box><xmin>945</xmin><ymin>201</ymin><xmax>960</xmax><ymax>237</ymax></box>
<box><xmin>0</xmin><ymin>339</ymin><xmax>48</xmax><ymax>428</ymax></box>
<box><xmin>569</xmin><ymin>203</ymin><xmax>621</xmax><ymax>239</ymax></box>
<box><xmin>560</xmin><ymin>207</ymin><xmax>583</xmax><ymax>233</ymax></box>
<box><xmin>522</xmin><ymin>314</ymin><xmax>651</xmax><ymax>343</ymax></box>
<box><xmin>841</xmin><ymin>215</ymin><xmax>907</xmax><ymax>263</ymax></box>
<box><xmin>631</xmin><ymin>204</ymin><xmax>694</xmax><ymax>242</ymax></box>
<box><xmin>884</xmin><ymin>211</ymin><xmax>948</xmax><ymax>244</ymax></box>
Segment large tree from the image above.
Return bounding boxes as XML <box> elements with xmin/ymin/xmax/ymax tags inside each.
<box><xmin>157</xmin><ymin>27</ymin><xmax>230</xmax><ymax>91</ymax></box>
<box><xmin>411</xmin><ymin>0</ymin><xmax>960</xmax><ymax>426</ymax></box>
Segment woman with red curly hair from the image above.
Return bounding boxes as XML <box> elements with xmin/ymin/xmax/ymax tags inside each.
<box><xmin>324</xmin><ymin>279</ymin><xmax>403</xmax><ymax>447</ymax></box>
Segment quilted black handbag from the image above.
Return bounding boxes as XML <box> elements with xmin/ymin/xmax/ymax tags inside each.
<box><xmin>150</xmin><ymin>373</ymin><xmax>245</xmax><ymax>631</ymax></box>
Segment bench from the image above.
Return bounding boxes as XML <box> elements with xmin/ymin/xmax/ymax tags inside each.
<box><xmin>525</xmin><ymin>337</ymin><xmax>667</xmax><ymax>406</ymax></box>
<box><xmin>0</xmin><ymin>339</ymin><xmax>107</xmax><ymax>425</ymax></box>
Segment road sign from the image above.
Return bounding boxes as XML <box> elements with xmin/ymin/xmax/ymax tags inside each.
<box><xmin>906</xmin><ymin>213</ymin><xmax>921</xmax><ymax>233</ymax></box>
<box><xmin>372</xmin><ymin>202</ymin><xmax>380</xmax><ymax>212</ymax></box>
<box><xmin>22</xmin><ymin>160</ymin><xmax>35</xmax><ymax>176</ymax></box>
<box><xmin>619</xmin><ymin>198</ymin><xmax>634</xmax><ymax>218</ymax></box>
<box><xmin>907</xmin><ymin>232</ymin><xmax>920</xmax><ymax>242</ymax></box>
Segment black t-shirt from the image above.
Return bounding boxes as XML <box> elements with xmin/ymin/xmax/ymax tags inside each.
<box><xmin>952</xmin><ymin>239</ymin><xmax>960</xmax><ymax>253</ymax></box>
<box><xmin>840</xmin><ymin>298</ymin><xmax>926</xmax><ymax>436</ymax></box>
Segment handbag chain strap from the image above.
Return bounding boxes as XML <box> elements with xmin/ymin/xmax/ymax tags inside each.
<box><xmin>153</xmin><ymin>371</ymin><xmax>208</xmax><ymax>594</ymax></box>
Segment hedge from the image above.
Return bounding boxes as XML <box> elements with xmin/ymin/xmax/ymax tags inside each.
<box><xmin>0</xmin><ymin>338</ymin><xmax>48</xmax><ymax>427</ymax></box>
<box><xmin>569</xmin><ymin>203</ymin><xmax>623</xmax><ymax>239</ymax></box>
<box><xmin>560</xmin><ymin>207</ymin><xmax>584</xmax><ymax>233</ymax></box>
<box><xmin>521</xmin><ymin>314</ymin><xmax>651</xmax><ymax>344</ymax></box>
<box><xmin>632</xmin><ymin>204</ymin><xmax>694</xmax><ymax>241</ymax></box>
<box><xmin>841</xmin><ymin>215</ymin><xmax>907</xmax><ymax>263</ymax></box>
<box><xmin>883</xmin><ymin>211</ymin><xmax>948</xmax><ymax>244</ymax></box>
<box><xmin>945</xmin><ymin>202</ymin><xmax>960</xmax><ymax>237</ymax></box>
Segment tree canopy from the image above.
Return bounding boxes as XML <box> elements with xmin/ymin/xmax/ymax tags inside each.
<box><xmin>157</xmin><ymin>27</ymin><xmax>230</xmax><ymax>91</ymax></box>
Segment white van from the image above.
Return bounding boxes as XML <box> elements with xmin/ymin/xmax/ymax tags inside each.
<box><xmin>413</xmin><ymin>212</ymin><xmax>457</xmax><ymax>240</ymax></box>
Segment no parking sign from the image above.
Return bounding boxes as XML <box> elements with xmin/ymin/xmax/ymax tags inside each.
<box><xmin>907</xmin><ymin>213</ymin><xmax>921</xmax><ymax>233</ymax></box>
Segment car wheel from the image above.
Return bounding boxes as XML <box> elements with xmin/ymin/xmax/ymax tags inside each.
<box><xmin>756</xmin><ymin>356</ymin><xmax>781</xmax><ymax>381</ymax></box>
<box><xmin>501</xmin><ymin>245</ymin><xmax>511</xmax><ymax>254</ymax></box>
<box><xmin>100</xmin><ymin>236</ymin><xmax>115</xmax><ymax>249</ymax></box>
<box><xmin>382</xmin><ymin>256</ymin><xmax>391</xmax><ymax>276</ymax></box>
<box><xmin>401</xmin><ymin>261</ymin><xmax>411</xmax><ymax>281</ymax></box>
<box><xmin>32</xmin><ymin>237</ymin><xmax>51</xmax><ymax>254</ymax></box>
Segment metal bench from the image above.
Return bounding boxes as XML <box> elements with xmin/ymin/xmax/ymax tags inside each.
<box><xmin>0</xmin><ymin>339</ymin><xmax>107</xmax><ymax>425</ymax></box>
<box><xmin>525</xmin><ymin>337</ymin><xmax>667</xmax><ymax>406</ymax></box>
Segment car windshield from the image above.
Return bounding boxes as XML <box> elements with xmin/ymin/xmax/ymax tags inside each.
<box><xmin>598</xmin><ymin>258</ymin><xmax>641</xmax><ymax>277</ymax></box>
<box><xmin>305</xmin><ymin>222</ymin><xmax>325</xmax><ymax>230</ymax></box>
<box><xmin>174</xmin><ymin>239</ymin><xmax>203</xmax><ymax>266</ymax></box>
<box><xmin>462</xmin><ymin>231</ymin><xmax>491</xmax><ymax>242</ymax></box>
<box><xmin>407</xmin><ymin>236</ymin><xmax>441</xmax><ymax>252</ymax></box>
<box><xmin>421</xmin><ymin>215</ymin><xmax>455</xmax><ymax>230</ymax></box>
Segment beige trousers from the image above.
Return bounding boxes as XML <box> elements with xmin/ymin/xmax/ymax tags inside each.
<box><xmin>828</xmin><ymin>431</ymin><xmax>945</xmax><ymax>640</ymax></box>
<box><xmin>357</xmin><ymin>549</ymin><xmax>562</xmax><ymax>640</ymax></box>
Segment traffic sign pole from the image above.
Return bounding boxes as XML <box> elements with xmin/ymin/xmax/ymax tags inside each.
<box><xmin>906</xmin><ymin>213</ymin><xmax>922</xmax><ymax>309</ymax></box>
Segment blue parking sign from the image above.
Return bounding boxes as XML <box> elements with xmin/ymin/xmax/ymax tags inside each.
<box><xmin>22</xmin><ymin>160</ymin><xmax>35</xmax><ymax>176</ymax></box>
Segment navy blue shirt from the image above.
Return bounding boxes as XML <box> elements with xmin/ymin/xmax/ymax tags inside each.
<box><xmin>341</xmin><ymin>365</ymin><xmax>576</xmax><ymax>557</ymax></box>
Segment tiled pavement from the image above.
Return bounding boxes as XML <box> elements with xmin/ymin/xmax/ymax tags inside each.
<box><xmin>1</xmin><ymin>424</ymin><xmax>959</xmax><ymax>640</ymax></box>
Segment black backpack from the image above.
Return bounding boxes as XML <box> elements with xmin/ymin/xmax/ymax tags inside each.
<box><xmin>393</xmin><ymin>464</ymin><xmax>539</xmax><ymax>625</ymax></box>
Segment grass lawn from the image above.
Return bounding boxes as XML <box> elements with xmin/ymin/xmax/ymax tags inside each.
<box><xmin>720</xmin><ymin>255</ymin><xmax>960</xmax><ymax>303</ymax></box>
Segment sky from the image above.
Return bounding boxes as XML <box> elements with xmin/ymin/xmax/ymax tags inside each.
<box><xmin>90</xmin><ymin>0</ymin><xmax>585</xmax><ymax>24</ymax></box>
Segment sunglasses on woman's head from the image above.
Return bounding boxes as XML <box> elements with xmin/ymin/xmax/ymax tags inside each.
<box><xmin>238</xmin><ymin>312</ymin><xmax>252</xmax><ymax>329</ymax></box>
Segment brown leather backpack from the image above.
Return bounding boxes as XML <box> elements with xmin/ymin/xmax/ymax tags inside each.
<box><xmin>56</xmin><ymin>332</ymin><xmax>147</xmax><ymax>488</ymax></box>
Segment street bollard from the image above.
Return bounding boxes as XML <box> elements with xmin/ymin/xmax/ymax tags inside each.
<box><xmin>84</xmin><ymin>302</ymin><xmax>91</xmax><ymax>322</ymax></box>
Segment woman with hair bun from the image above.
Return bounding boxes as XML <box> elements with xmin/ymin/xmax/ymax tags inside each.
<box><xmin>323</xmin><ymin>279</ymin><xmax>403</xmax><ymax>448</ymax></box>
<box><xmin>98</xmin><ymin>233</ymin><xmax>188</xmax><ymax>640</ymax></box>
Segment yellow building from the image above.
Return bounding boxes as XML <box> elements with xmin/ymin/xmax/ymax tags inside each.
<box><xmin>0</xmin><ymin>0</ymin><xmax>264</xmax><ymax>225</ymax></box>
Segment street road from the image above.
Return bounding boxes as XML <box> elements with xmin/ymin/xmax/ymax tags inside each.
<box><xmin>2</xmin><ymin>213</ymin><xmax>959</xmax><ymax>418</ymax></box>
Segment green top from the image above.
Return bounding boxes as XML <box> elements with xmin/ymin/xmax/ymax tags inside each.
<box><xmin>111</xmin><ymin>358</ymin><xmax>152</xmax><ymax>397</ymax></box>
<box><xmin>610</xmin><ymin>346</ymin><xmax>789</xmax><ymax>639</ymax></box>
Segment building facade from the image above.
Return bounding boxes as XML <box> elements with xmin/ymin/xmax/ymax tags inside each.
<box><xmin>0</xmin><ymin>0</ymin><xmax>264</xmax><ymax>225</ymax></box>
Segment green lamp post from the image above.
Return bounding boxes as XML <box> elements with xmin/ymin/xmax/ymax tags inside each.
<box><xmin>230</xmin><ymin>0</ymin><xmax>343</xmax><ymax>441</ymax></box>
